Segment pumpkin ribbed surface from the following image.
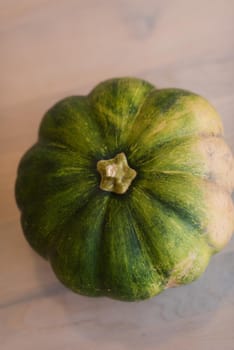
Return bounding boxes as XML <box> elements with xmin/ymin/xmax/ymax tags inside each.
<box><xmin>15</xmin><ymin>78</ymin><xmax>234</xmax><ymax>301</ymax></box>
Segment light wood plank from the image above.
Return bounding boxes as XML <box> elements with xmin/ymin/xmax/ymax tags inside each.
<box><xmin>1</xmin><ymin>1</ymin><xmax>234</xmax><ymax>349</ymax></box>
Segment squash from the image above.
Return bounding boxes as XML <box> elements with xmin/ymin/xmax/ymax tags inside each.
<box><xmin>15</xmin><ymin>77</ymin><xmax>234</xmax><ymax>301</ymax></box>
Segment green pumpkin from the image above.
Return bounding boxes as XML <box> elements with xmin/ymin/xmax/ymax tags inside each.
<box><xmin>15</xmin><ymin>77</ymin><xmax>234</xmax><ymax>301</ymax></box>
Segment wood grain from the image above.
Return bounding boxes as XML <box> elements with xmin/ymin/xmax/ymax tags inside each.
<box><xmin>1</xmin><ymin>1</ymin><xmax>234</xmax><ymax>349</ymax></box>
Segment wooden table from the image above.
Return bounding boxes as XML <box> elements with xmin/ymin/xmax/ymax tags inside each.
<box><xmin>1</xmin><ymin>1</ymin><xmax>234</xmax><ymax>349</ymax></box>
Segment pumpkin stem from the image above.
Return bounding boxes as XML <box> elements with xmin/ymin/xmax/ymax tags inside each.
<box><xmin>97</xmin><ymin>152</ymin><xmax>137</xmax><ymax>194</ymax></box>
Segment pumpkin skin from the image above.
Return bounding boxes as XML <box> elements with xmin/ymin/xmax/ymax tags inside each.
<box><xmin>15</xmin><ymin>77</ymin><xmax>234</xmax><ymax>301</ymax></box>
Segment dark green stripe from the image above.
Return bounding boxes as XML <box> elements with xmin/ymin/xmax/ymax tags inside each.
<box><xmin>49</xmin><ymin>192</ymin><xmax>110</xmax><ymax>296</ymax></box>
<box><xmin>100</xmin><ymin>195</ymin><xmax>163</xmax><ymax>300</ymax></box>
<box><xmin>16</xmin><ymin>143</ymin><xmax>99</xmax><ymax>257</ymax></box>
<box><xmin>16</xmin><ymin>143</ymin><xmax>98</xmax><ymax>209</ymax></box>
<box><xmin>88</xmin><ymin>77</ymin><xmax>155</xmax><ymax>155</ymax></box>
<box><xmin>127</xmin><ymin>89</ymin><xmax>215</xmax><ymax>164</ymax></box>
<box><xmin>132</xmin><ymin>136</ymin><xmax>203</xmax><ymax>171</ymax></box>
<box><xmin>137</xmin><ymin>172</ymin><xmax>207</xmax><ymax>231</ymax></box>
<box><xmin>130</xmin><ymin>186</ymin><xmax>210</xmax><ymax>279</ymax></box>
<box><xmin>39</xmin><ymin>96</ymin><xmax>107</xmax><ymax>159</ymax></box>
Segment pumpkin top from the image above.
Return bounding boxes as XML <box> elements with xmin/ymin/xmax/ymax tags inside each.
<box><xmin>97</xmin><ymin>152</ymin><xmax>137</xmax><ymax>194</ymax></box>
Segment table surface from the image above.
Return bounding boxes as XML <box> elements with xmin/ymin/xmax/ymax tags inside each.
<box><xmin>1</xmin><ymin>1</ymin><xmax>234</xmax><ymax>349</ymax></box>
